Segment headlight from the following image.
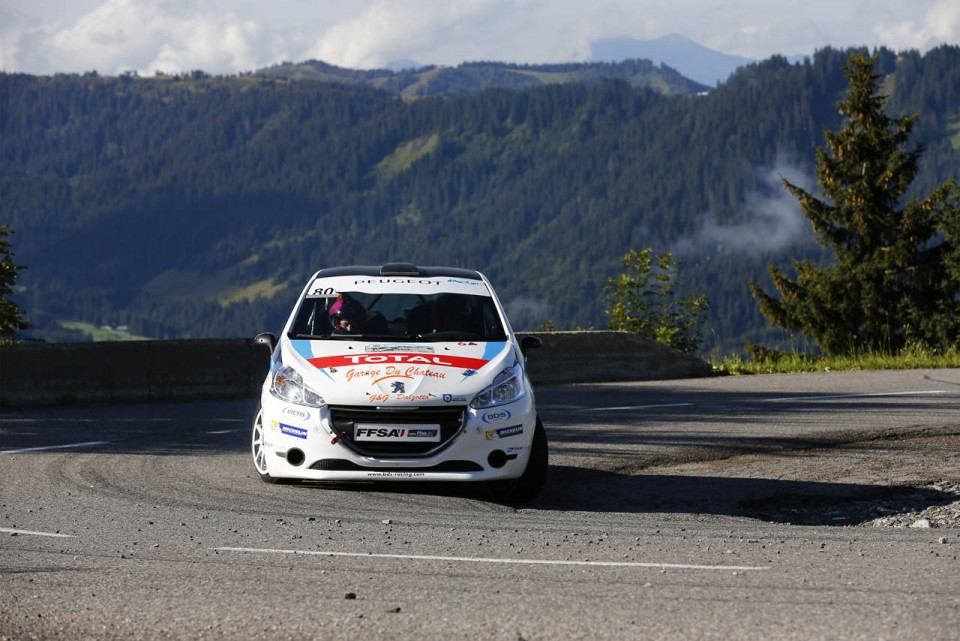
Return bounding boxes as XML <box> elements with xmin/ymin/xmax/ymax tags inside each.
<box><xmin>470</xmin><ymin>363</ymin><xmax>525</xmax><ymax>409</ymax></box>
<box><xmin>269</xmin><ymin>363</ymin><xmax>325</xmax><ymax>407</ymax></box>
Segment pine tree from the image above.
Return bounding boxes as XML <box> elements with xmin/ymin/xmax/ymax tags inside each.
<box><xmin>0</xmin><ymin>224</ymin><xmax>29</xmax><ymax>341</ymax></box>
<box><xmin>750</xmin><ymin>51</ymin><xmax>960</xmax><ymax>355</ymax></box>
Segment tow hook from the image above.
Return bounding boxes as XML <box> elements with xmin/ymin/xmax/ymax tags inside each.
<box><xmin>330</xmin><ymin>431</ymin><xmax>347</xmax><ymax>445</ymax></box>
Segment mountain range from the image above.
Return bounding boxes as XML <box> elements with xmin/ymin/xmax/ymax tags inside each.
<box><xmin>589</xmin><ymin>34</ymin><xmax>756</xmax><ymax>86</ymax></box>
<box><xmin>2</xmin><ymin>45</ymin><xmax>959</xmax><ymax>354</ymax></box>
<box><xmin>259</xmin><ymin>34</ymin><xmax>754</xmax><ymax>96</ymax></box>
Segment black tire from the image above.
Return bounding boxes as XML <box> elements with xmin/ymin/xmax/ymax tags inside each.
<box><xmin>488</xmin><ymin>419</ymin><xmax>548</xmax><ymax>504</ymax></box>
<box><xmin>251</xmin><ymin>404</ymin><xmax>285</xmax><ymax>484</ymax></box>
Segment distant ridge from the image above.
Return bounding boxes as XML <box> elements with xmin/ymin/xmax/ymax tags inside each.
<box><xmin>590</xmin><ymin>34</ymin><xmax>755</xmax><ymax>86</ymax></box>
<box><xmin>255</xmin><ymin>57</ymin><xmax>709</xmax><ymax>97</ymax></box>
<box><xmin>256</xmin><ymin>34</ymin><xmax>759</xmax><ymax>96</ymax></box>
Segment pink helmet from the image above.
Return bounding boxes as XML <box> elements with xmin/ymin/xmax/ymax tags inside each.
<box><xmin>329</xmin><ymin>295</ymin><xmax>366</xmax><ymax>334</ymax></box>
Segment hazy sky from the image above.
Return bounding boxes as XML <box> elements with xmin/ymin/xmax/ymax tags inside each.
<box><xmin>1</xmin><ymin>0</ymin><xmax>958</xmax><ymax>76</ymax></box>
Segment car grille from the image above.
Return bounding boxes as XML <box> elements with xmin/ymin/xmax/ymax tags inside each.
<box><xmin>328</xmin><ymin>405</ymin><xmax>467</xmax><ymax>458</ymax></box>
<box><xmin>309</xmin><ymin>459</ymin><xmax>483</xmax><ymax>472</ymax></box>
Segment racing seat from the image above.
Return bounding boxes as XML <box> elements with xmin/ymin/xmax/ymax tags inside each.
<box><xmin>431</xmin><ymin>294</ymin><xmax>475</xmax><ymax>332</ymax></box>
<box><xmin>406</xmin><ymin>295</ymin><xmax>482</xmax><ymax>336</ymax></box>
<box><xmin>405</xmin><ymin>303</ymin><xmax>433</xmax><ymax>336</ymax></box>
<box><xmin>365</xmin><ymin>311</ymin><xmax>391</xmax><ymax>335</ymax></box>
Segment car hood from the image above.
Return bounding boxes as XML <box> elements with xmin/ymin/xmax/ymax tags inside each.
<box><xmin>284</xmin><ymin>339</ymin><xmax>515</xmax><ymax>406</ymax></box>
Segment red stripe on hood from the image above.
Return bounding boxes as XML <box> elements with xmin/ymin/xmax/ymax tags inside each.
<box><xmin>308</xmin><ymin>352</ymin><xmax>490</xmax><ymax>370</ymax></box>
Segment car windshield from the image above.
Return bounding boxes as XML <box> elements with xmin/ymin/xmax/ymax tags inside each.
<box><xmin>289</xmin><ymin>290</ymin><xmax>508</xmax><ymax>342</ymax></box>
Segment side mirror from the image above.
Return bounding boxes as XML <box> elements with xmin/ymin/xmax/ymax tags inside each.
<box><xmin>254</xmin><ymin>332</ymin><xmax>277</xmax><ymax>354</ymax></box>
<box><xmin>520</xmin><ymin>335</ymin><xmax>542</xmax><ymax>357</ymax></box>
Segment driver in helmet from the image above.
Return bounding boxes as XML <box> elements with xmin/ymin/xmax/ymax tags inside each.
<box><xmin>329</xmin><ymin>294</ymin><xmax>366</xmax><ymax>335</ymax></box>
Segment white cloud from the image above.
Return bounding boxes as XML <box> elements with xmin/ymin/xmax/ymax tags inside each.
<box><xmin>303</xmin><ymin>0</ymin><xmax>585</xmax><ymax>69</ymax></box>
<box><xmin>1</xmin><ymin>0</ymin><xmax>957</xmax><ymax>75</ymax></box>
<box><xmin>874</xmin><ymin>0</ymin><xmax>960</xmax><ymax>51</ymax></box>
<box><xmin>0</xmin><ymin>7</ymin><xmax>47</xmax><ymax>73</ymax></box>
<box><xmin>3</xmin><ymin>0</ymin><xmax>289</xmax><ymax>75</ymax></box>
<box><xmin>674</xmin><ymin>159</ymin><xmax>817</xmax><ymax>257</ymax></box>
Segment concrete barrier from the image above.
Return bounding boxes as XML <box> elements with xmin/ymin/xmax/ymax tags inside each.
<box><xmin>0</xmin><ymin>339</ymin><xmax>271</xmax><ymax>407</ymax></box>
<box><xmin>0</xmin><ymin>332</ymin><xmax>711</xmax><ymax>407</ymax></box>
<box><xmin>520</xmin><ymin>331</ymin><xmax>713</xmax><ymax>385</ymax></box>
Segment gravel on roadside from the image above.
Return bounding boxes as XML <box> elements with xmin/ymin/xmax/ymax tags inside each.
<box><xmin>864</xmin><ymin>481</ymin><xmax>960</xmax><ymax>529</ymax></box>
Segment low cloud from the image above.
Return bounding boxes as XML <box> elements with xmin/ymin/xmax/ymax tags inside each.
<box><xmin>874</xmin><ymin>0</ymin><xmax>960</xmax><ymax>51</ymax></box>
<box><xmin>3</xmin><ymin>1</ymin><xmax>959</xmax><ymax>77</ymax></box>
<box><xmin>2</xmin><ymin>0</ymin><xmax>287</xmax><ymax>76</ymax></box>
<box><xmin>303</xmin><ymin>0</ymin><xmax>587</xmax><ymax>70</ymax></box>
<box><xmin>674</xmin><ymin>159</ymin><xmax>817</xmax><ymax>257</ymax></box>
<box><xmin>504</xmin><ymin>295</ymin><xmax>555</xmax><ymax>329</ymax></box>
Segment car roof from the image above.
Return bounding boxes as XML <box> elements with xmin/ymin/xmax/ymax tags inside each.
<box><xmin>312</xmin><ymin>263</ymin><xmax>484</xmax><ymax>281</ymax></box>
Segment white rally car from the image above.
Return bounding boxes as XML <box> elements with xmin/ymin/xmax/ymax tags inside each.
<box><xmin>251</xmin><ymin>263</ymin><xmax>547</xmax><ymax>502</ymax></box>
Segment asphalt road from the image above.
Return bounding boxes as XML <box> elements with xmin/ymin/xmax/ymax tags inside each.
<box><xmin>2</xmin><ymin>369</ymin><xmax>959</xmax><ymax>640</ymax></box>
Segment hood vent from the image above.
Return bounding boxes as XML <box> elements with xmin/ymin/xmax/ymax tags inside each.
<box><xmin>380</xmin><ymin>262</ymin><xmax>420</xmax><ymax>276</ymax></box>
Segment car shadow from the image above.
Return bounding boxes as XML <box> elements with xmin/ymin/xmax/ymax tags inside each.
<box><xmin>286</xmin><ymin>463</ymin><xmax>956</xmax><ymax>528</ymax></box>
<box><xmin>530</xmin><ymin>464</ymin><xmax>956</xmax><ymax>526</ymax></box>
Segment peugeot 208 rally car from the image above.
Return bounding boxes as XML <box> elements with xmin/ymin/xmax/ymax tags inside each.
<box><xmin>251</xmin><ymin>263</ymin><xmax>547</xmax><ymax>502</ymax></box>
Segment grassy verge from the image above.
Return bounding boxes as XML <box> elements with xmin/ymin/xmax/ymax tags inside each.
<box><xmin>710</xmin><ymin>344</ymin><xmax>960</xmax><ymax>375</ymax></box>
<box><xmin>60</xmin><ymin>321</ymin><xmax>150</xmax><ymax>341</ymax></box>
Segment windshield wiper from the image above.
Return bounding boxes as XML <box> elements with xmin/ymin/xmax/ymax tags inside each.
<box><xmin>409</xmin><ymin>332</ymin><xmax>482</xmax><ymax>342</ymax></box>
<box><xmin>288</xmin><ymin>332</ymin><xmax>330</xmax><ymax>339</ymax></box>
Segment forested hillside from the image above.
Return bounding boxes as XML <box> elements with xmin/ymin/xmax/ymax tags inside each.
<box><xmin>2</xmin><ymin>46</ymin><xmax>959</xmax><ymax>353</ymax></box>
<box><xmin>255</xmin><ymin>58</ymin><xmax>707</xmax><ymax>97</ymax></box>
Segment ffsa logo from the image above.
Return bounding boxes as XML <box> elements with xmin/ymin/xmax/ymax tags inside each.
<box><xmin>355</xmin><ymin>427</ymin><xmax>407</xmax><ymax>439</ymax></box>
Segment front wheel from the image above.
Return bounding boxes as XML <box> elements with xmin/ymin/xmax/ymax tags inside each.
<box><xmin>488</xmin><ymin>419</ymin><xmax>548</xmax><ymax>504</ymax></box>
<box><xmin>251</xmin><ymin>404</ymin><xmax>284</xmax><ymax>484</ymax></box>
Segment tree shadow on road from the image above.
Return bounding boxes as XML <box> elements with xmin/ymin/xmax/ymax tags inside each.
<box><xmin>532</xmin><ymin>464</ymin><xmax>957</xmax><ymax>526</ymax></box>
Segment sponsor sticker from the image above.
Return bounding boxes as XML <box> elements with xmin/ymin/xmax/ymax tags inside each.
<box><xmin>355</xmin><ymin>424</ymin><xmax>441</xmax><ymax>442</ymax></box>
<box><xmin>366</xmin><ymin>344</ymin><xmax>435</xmax><ymax>353</ymax></box>
<box><xmin>366</xmin><ymin>471</ymin><xmax>426</xmax><ymax>478</ymax></box>
<box><xmin>281</xmin><ymin>407</ymin><xmax>310</xmax><ymax>421</ymax></box>
<box><xmin>277</xmin><ymin>422</ymin><xmax>308</xmax><ymax>439</ymax></box>
<box><xmin>481</xmin><ymin>409</ymin><xmax>512</xmax><ymax>424</ymax></box>
<box><xmin>484</xmin><ymin>424</ymin><xmax>524</xmax><ymax>441</ymax></box>
<box><xmin>310</xmin><ymin>353</ymin><xmax>490</xmax><ymax>370</ymax></box>
<box><xmin>442</xmin><ymin>394</ymin><xmax>468</xmax><ymax>403</ymax></box>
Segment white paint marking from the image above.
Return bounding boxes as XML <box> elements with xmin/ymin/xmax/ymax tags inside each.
<box><xmin>0</xmin><ymin>440</ymin><xmax>109</xmax><ymax>455</ymax></box>
<box><xmin>206</xmin><ymin>429</ymin><xmax>240</xmax><ymax>435</ymax></box>
<box><xmin>1</xmin><ymin>527</ymin><xmax>75</xmax><ymax>538</ymax></box>
<box><xmin>573</xmin><ymin>402</ymin><xmax>694</xmax><ymax>413</ymax></box>
<box><xmin>764</xmin><ymin>390</ymin><xmax>946</xmax><ymax>403</ymax></box>
<box><xmin>2</xmin><ymin>418</ymin><xmax>98</xmax><ymax>423</ymax></box>
<box><xmin>213</xmin><ymin>547</ymin><xmax>769</xmax><ymax>571</ymax></box>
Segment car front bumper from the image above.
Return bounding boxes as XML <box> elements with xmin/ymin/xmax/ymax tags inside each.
<box><xmin>257</xmin><ymin>388</ymin><xmax>537</xmax><ymax>482</ymax></box>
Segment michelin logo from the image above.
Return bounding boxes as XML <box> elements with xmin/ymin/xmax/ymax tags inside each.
<box><xmin>278</xmin><ymin>422</ymin><xmax>308</xmax><ymax>439</ymax></box>
<box><xmin>484</xmin><ymin>424</ymin><xmax>524</xmax><ymax>440</ymax></box>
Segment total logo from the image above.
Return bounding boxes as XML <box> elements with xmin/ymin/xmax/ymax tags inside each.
<box><xmin>310</xmin><ymin>352</ymin><xmax>490</xmax><ymax>371</ymax></box>
<box><xmin>281</xmin><ymin>407</ymin><xmax>310</xmax><ymax>421</ymax></box>
<box><xmin>481</xmin><ymin>410</ymin><xmax>512</xmax><ymax>424</ymax></box>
